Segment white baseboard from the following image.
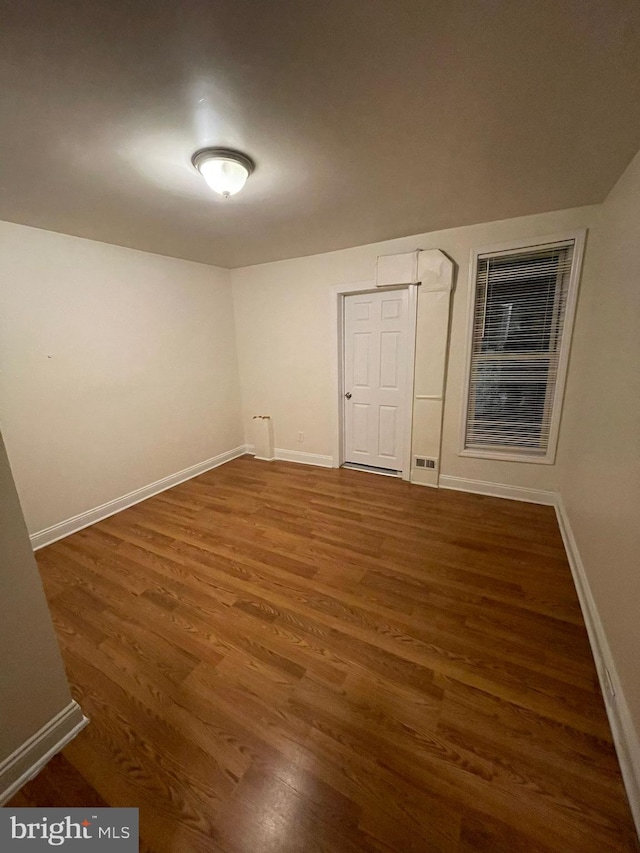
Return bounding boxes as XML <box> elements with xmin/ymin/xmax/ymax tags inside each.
<box><xmin>439</xmin><ymin>474</ymin><xmax>556</xmax><ymax>505</ymax></box>
<box><xmin>276</xmin><ymin>449</ymin><xmax>333</xmax><ymax>468</ymax></box>
<box><xmin>30</xmin><ymin>445</ymin><xmax>249</xmax><ymax>550</ymax></box>
<box><xmin>410</xmin><ymin>467</ymin><xmax>438</xmax><ymax>488</ymax></box>
<box><xmin>245</xmin><ymin>445</ymin><xmax>334</xmax><ymax>468</ymax></box>
<box><xmin>554</xmin><ymin>495</ymin><xmax>640</xmax><ymax>836</ymax></box>
<box><xmin>0</xmin><ymin>701</ymin><xmax>88</xmax><ymax>805</ymax></box>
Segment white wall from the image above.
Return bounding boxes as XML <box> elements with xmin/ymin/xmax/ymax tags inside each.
<box><xmin>558</xmin><ymin>151</ymin><xmax>640</xmax><ymax>776</ymax></box>
<box><xmin>0</xmin><ymin>221</ymin><xmax>242</xmax><ymax>535</ymax></box>
<box><xmin>0</xmin><ymin>432</ymin><xmax>83</xmax><ymax>799</ymax></box>
<box><xmin>231</xmin><ymin>205</ymin><xmax>597</xmax><ymax>491</ymax></box>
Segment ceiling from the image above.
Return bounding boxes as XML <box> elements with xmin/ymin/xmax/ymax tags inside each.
<box><xmin>2</xmin><ymin>1</ymin><xmax>640</xmax><ymax>269</ymax></box>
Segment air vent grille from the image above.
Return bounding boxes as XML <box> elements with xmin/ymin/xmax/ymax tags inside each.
<box><xmin>415</xmin><ymin>457</ymin><xmax>437</xmax><ymax>469</ymax></box>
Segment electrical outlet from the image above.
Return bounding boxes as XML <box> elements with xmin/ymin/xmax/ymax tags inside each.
<box><xmin>297</xmin><ymin>432</ymin><xmax>304</xmax><ymax>442</ymax></box>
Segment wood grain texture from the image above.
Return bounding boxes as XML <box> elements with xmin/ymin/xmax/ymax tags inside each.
<box><xmin>9</xmin><ymin>457</ymin><xmax>638</xmax><ymax>852</ymax></box>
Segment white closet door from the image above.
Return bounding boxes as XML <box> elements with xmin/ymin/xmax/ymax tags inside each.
<box><xmin>343</xmin><ymin>289</ymin><xmax>409</xmax><ymax>471</ymax></box>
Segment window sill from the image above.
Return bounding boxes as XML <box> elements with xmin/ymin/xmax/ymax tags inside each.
<box><xmin>458</xmin><ymin>448</ymin><xmax>556</xmax><ymax>465</ymax></box>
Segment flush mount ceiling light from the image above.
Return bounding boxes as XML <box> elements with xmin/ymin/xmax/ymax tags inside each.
<box><xmin>191</xmin><ymin>148</ymin><xmax>255</xmax><ymax>198</ymax></box>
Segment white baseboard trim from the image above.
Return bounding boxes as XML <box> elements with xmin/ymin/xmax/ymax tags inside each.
<box><xmin>554</xmin><ymin>495</ymin><xmax>640</xmax><ymax>837</ymax></box>
<box><xmin>439</xmin><ymin>475</ymin><xmax>557</xmax><ymax>505</ymax></box>
<box><xmin>30</xmin><ymin>445</ymin><xmax>249</xmax><ymax>550</ymax></box>
<box><xmin>0</xmin><ymin>701</ymin><xmax>88</xmax><ymax>805</ymax></box>
<box><xmin>245</xmin><ymin>445</ymin><xmax>334</xmax><ymax>468</ymax></box>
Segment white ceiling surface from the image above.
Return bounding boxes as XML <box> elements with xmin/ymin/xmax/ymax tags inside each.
<box><xmin>2</xmin><ymin>1</ymin><xmax>640</xmax><ymax>269</ymax></box>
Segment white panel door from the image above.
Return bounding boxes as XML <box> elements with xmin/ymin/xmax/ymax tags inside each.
<box><xmin>343</xmin><ymin>289</ymin><xmax>409</xmax><ymax>471</ymax></box>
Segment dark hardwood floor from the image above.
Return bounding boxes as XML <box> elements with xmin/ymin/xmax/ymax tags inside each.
<box><xmin>9</xmin><ymin>457</ymin><xmax>638</xmax><ymax>851</ymax></box>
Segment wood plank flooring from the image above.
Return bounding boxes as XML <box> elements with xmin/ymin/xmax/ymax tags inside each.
<box><xmin>9</xmin><ymin>457</ymin><xmax>639</xmax><ymax>851</ymax></box>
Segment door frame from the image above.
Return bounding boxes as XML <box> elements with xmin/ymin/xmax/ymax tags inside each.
<box><xmin>330</xmin><ymin>281</ymin><xmax>418</xmax><ymax>481</ymax></box>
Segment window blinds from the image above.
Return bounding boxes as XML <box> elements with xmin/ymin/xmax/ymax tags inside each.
<box><xmin>464</xmin><ymin>241</ymin><xmax>575</xmax><ymax>454</ymax></box>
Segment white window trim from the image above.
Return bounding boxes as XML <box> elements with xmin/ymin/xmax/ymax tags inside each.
<box><xmin>459</xmin><ymin>229</ymin><xmax>587</xmax><ymax>465</ymax></box>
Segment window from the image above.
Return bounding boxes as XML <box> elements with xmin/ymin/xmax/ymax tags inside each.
<box><xmin>461</xmin><ymin>232</ymin><xmax>585</xmax><ymax>463</ymax></box>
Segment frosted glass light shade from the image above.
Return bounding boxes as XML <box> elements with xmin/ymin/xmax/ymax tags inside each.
<box><xmin>199</xmin><ymin>157</ymin><xmax>248</xmax><ymax>197</ymax></box>
<box><xmin>192</xmin><ymin>149</ymin><xmax>254</xmax><ymax>198</ymax></box>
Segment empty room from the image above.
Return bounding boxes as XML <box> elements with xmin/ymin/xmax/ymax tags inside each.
<box><xmin>1</xmin><ymin>1</ymin><xmax>639</xmax><ymax>851</ymax></box>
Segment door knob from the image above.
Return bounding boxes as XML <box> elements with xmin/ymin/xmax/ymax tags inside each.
<box><xmin>345</xmin><ymin>392</ymin><xmax>352</xmax><ymax>399</ymax></box>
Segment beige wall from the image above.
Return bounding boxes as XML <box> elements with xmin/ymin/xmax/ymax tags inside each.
<box><xmin>232</xmin><ymin>204</ymin><xmax>597</xmax><ymax>490</ymax></box>
<box><xmin>559</xmin><ymin>151</ymin><xmax>640</xmax><ymax>751</ymax></box>
<box><xmin>0</xmin><ymin>432</ymin><xmax>74</xmax><ymax>761</ymax></box>
<box><xmin>0</xmin><ymin>221</ymin><xmax>243</xmax><ymax>535</ymax></box>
